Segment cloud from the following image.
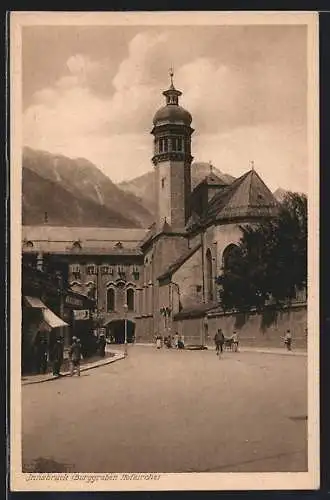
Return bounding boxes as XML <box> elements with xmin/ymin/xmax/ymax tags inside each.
<box><xmin>23</xmin><ymin>27</ymin><xmax>308</xmax><ymax>190</ymax></box>
<box><xmin>193</xmin><ymin>123</ymin><xmax>307</xmax><ymax>193</ymax></box>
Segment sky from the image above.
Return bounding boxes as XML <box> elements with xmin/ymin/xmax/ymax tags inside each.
<box><xmin>22</xmin><ymin>24</ymin><xmax>308</xmax><ymax>192</ymax></box>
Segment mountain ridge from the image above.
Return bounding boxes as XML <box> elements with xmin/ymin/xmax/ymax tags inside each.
<box><xmin>23</xmin><ymin>147</ymin><xmax>154</xmax><ymax>228</ymax></box>
<box><xmin>22</xmin><ymin>147</ymin><xmax>291</xmax><ymax>229</ymax></box>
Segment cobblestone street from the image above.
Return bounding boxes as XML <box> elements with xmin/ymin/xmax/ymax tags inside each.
<box><xmin>22</xmin><ymin>346</ymin><xmax>307</xmax><ymax>473</ymax></box>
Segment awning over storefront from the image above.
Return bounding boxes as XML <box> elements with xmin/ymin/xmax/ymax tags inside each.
<box><xmin>24</xmin><ymin>296</ymin><xmax>45</xmax><ymax>308</ymax></box>
<box><xmin>24</xmin><ymin>296</ymin><xmax>69</xmax><ymax>329</ymax></box>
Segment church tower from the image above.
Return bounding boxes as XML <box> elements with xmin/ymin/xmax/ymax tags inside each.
<box><xmin>151</xmin><ymin>70</ymin><xmax>194</xmax><ymax>231</ymax></box>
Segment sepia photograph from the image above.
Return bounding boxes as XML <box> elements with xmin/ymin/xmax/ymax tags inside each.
<box><xmin>10</xmin><ymin>11</ymin><xmax>319</xmax><ymax>491</ymax></box>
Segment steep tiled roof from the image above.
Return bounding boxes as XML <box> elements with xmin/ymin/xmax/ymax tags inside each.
<box><xmin>196</xmin><ymin>172</ymin><xmax>228</xmax><ymax>188</ymax></box>
<box><xmin>158</xmin><ymin>243</ymin><xmax>201</xmax><ymax>281</ymax></box>
<box><xmin>202</xmin><ymin>169</ymin><xmax>279</xmax><ymax>224</ymax></box>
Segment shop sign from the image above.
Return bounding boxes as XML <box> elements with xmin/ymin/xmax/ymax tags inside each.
<box><xmin>73</xmin><ymin>309</ymin><xmax>90</xmax><ymax>321</ymax></box>
<box><xmin>65</xmin><ymin>295</ymin><xmax>84</xmax><ymax>308</ymax></box>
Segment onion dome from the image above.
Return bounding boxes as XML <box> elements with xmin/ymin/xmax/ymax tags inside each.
<box><xmin>153</xmin><ymin>69</ymin><xmax>192</xmax><ymax>126</ymax></box>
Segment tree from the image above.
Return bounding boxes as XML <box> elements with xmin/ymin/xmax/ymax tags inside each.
<box><xmin>216</xmin><ymin>192</ymin><xmax>307</xmax><ymax>310</ymax></box>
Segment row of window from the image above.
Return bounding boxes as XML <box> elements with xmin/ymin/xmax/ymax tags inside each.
<box><xmin>157</xmin><ymin>137</ymin><xmax>184</xmax><ymax>154</ymax></box>
<box><xmin>107</xmin><ymin>288</ymin><xmax>134</xmax><ymax>312</ymax></box>
<box><xmin>70</xmin><ymin>264</ymin><xmax>140</xmax><ymax>278</ymax></box>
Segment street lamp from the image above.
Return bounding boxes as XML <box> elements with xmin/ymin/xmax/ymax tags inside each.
<box><xmin>160</xmin><ymin>306</ymin><xmax>171</xmax><ymax>344</ymax></box>
<box><xmin>123</xmin><ymin>303</ymin><xmax>128</xmax><ymax>357</ymax></box>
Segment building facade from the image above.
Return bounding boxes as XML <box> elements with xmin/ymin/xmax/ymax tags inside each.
<box><xmin>22</xmin><ymin>74</ymin><xmax>305</xmax><ymax>346</ymax></box>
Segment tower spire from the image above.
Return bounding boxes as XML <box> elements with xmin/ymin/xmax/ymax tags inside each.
<box><xmin>163</xmin><ymin>68</ymin><xmax>181</xmax><ymax>105</ymax></box>
<box><xmin>169</xmin><ymin>66</ymin><xmax>174</xmax><ymax>88</ymax></box>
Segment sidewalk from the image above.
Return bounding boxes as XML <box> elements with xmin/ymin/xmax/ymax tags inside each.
<box><xmin>22</xmin><ymin>350</ymin><xmax>125</xmax><ymax>386</ymax></box>
<box><xmin>135</xmin><ymin>343</ymin><xmax>307</xmax><ymax>356</ymax></box>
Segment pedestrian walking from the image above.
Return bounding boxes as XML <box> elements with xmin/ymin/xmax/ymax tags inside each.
<box><xmin>174</xmin><ymin>332</ymin><xmax>179</xmax><ymax>349</ymax></box>
<box><xmin>214</xmin><ymin>329</ymin><xmax>225</xmax><ymax>356</ymax></box>
<box><xmin>39</xmin><ymin>338</ymin><xmax>49</xmax><ymax>374</ymax></box>
<box><xmin>52</xmin><ymin>336</ymin><xmax>64</xmax><ymax>376</ymax></box>
<box><xmin>98</xmin><ymin>333</ymin><xmax>106</xmax><ymax>357</ymax></box>
<box><xmin>156</xmin><ymin>335</ymin><xmax>162</xmax><ymax>349</ymax></box>
<box><xmin>178</xmin><ymin>334</ymin><xmax>185</xmax><ymax>349</ymax></box>
<box><xmin>69</xmin><ymin>336</ymin><xmax>82</xmax><ymax>376</ymax></box>
<box><xmin>283</xmin><ymin>330</ymin><xmax>292</xmax><ymax>351</ymax></box>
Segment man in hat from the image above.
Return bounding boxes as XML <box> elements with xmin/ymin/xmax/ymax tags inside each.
<box><xmin>214</xmin><ymin>328</ymin><xmax>225</xmax><ymax>356</ymax></box>
<box><xmin>69</xmin><ymin>336</ymin><xmax>82</xmax><ymax>376</ymax></box>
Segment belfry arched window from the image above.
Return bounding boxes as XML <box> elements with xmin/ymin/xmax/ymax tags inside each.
<box><xmin>107</xmin><ymin>288</ymin><xmax>115</xmax><ymax>312</ymax></box>
<box><xmin>171</xmin><ymin>137</ymin><xmax>184</xmax><ymax>152</ymax></box>
<box><xmin>158</xmin><ymin>137</ymin><xmax>169</xmax><ymax>154</ymax></box>
<box><xmin>206</xmin><ymin>248</ymin><xmax>213</xmax><ymax>302</ymax></box>
<box><xmin>126</xmin><ymin>288</ymin><xmax>134</xmax><ymax>312</ymax></box>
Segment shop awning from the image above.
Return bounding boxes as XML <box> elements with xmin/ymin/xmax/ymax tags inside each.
<box><xmin>24</xmin><ymin>296</ymin><xmax>69</xmax><ymax>329</ymax></box>
<box><xmin>25</xmin><ymin>296</ymin><xmax>46</xmax><ymax>308</ymax></box>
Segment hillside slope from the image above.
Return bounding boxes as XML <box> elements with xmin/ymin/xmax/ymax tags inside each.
<box><xmin>22</xmin><ymin>167</ymin><xmax>139</xmax><ymax>227</ymax></box>
<box><xmin>23</xmin><ymin>147</ymin><xmax>154</xmax><ymax>228</ymax></box>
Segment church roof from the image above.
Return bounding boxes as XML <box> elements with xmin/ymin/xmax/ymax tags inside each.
<box><xmin>202</xmin><ymin>169</ymin><xmax>279</xmax><ymax>225</ymax></box>
<box><xmin>157</xmin><ymin>243</ymin><xmax>201</xmax><ymax>281</ymax></box>
<box><xmin>197</xmin><ymin>172</ymin><xmax>228</xmax><ymax>188</ymax></box>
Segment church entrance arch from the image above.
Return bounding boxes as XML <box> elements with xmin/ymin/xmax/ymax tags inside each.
<box><xmin>206</xmin><ymin>248</ymin><xmax>213</xmax><ymax>302</ymax></box>
<box><xmin>105</xmin><ymin>319</ymin><xmax>136</xmax><ymax>344</ymax></box>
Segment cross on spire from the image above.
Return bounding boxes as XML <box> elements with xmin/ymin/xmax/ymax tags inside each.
<box><xmin>169</xmin><ymin>66</ymin><xmax>174</xmax><ymax>88</ymax></box>
<box><xmin>250</xmin><ymin>160</ymin><xmax>255</xmax><ymax>171</ymax></box>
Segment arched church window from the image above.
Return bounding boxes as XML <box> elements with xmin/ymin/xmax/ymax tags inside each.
<box><xmin>107</xmin><ymin>288</ymin><xmax>115</xmax><ymax>312</ymax></box>
<box><xmin>127</xmin><ymin>288</ymin><xmax>134</xmax><ymax>312</ymax></box>
<box><xmin>206</xmin><ymin>248</ymin><xmax>213</xmax><ymax>302</ymax></box>
<box><xmin>159</xmin><ymin>138</ymin><xmax>168</xmax><ymax>153</ymax></box>
<box><xmin>222</xmin><ymin>244</ymin><xmax>241</xmax><ymax>271</ymax></box>
<box><xmin>177</xmin><ymin>137</ymin><xmax>183</xmax><ymax>151</ymax></box>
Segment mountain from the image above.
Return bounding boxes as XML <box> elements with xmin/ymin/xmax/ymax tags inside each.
<box><xmin>118</xmin><ymin>171</ymin><xmax>156</xmax><ymax>214</ymax></box>
<box><xmin>22</xmin><ymin>168</ymin><xmax>137</xmax><ymax>227</ymax></box>
<box><xmin>22</xmin><ymin>147</ymin><xmax>154</xmax><ymax>228</ymax></box>
<box><xmin>118</xmin><ymin>162</ymin><xmax>236</xmax><ymax>215</ymax></box>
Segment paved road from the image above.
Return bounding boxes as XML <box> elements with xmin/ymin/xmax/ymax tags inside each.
<box><xmin>22</xmin><ymin>346</ymin><xmax>307</xmax><ymax>473</ymax></box>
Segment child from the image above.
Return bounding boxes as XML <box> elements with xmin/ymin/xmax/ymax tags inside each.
<box><xmin>283</xmin><ymin>330</ymin><xmax>292</xmax><ymax>351</ymax></box>
<box><xmin>232</xmin><ymin>331</ymin><xmax>239</xmax><ymax>352</ymax></box>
